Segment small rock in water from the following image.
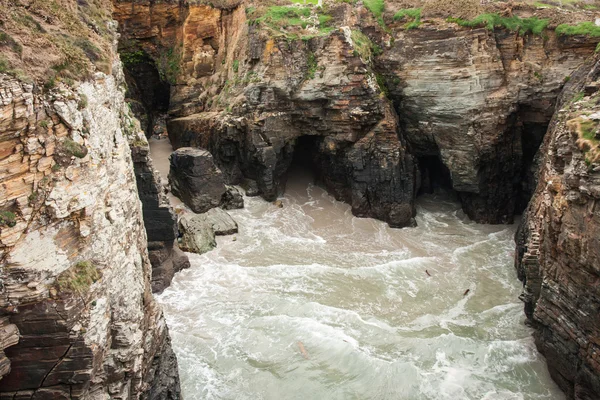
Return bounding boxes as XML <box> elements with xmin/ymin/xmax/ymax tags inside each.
<box><xmin>463</xmin><ymin>289</ymin><xmax>470</xmax><ymax>296</ymax></box>
<box><xmin>273</xmin><ymin>200</ymin><xmax>283</xmax><ymax>208</ymax></box>
<box><xmin>232</xmin><ymin>237</ymin><xmax>237</xmax><ymax>241</ymax></box>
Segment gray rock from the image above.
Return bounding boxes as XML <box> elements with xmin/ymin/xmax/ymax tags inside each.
<box><xmin>222</xmin><ymin>185</ymin><xmax>244</xmax><ymax>210</ymax></box>
<box><xmin>177</xmin><ymin>208</ymin><xmax>238</xmax><ymax>254</ymax></box>
<box><xmin>241</xmin><ymin>179</ymin><xmax>260</xmax><ymax>197</ymax></box>
<box><xmin>177</xmin><ymin>213</ymin><xmax>216</xmax><ymax>254</ymax></box>
<box><xmin>203</xmin><ymin>208</ymin><xmax>238</xmax><ymax>236</ymax></box>
<box><xmin>169</xmin><ymin>148</ymin><xmax>227</xmax><ymax>214</ymax></box>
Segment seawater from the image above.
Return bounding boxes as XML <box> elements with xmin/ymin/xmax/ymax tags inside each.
<box><xmin>152</xmin><ymin>138</ymin><xmax>563</xmax><ymax>400</ymax></box>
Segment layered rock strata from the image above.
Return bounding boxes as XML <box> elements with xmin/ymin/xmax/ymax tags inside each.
<box><xmin>114</xmin><ymin>0</ymin><xmax>599</xmax><ymax>227</ymax></box>
<box><xmin>0</xmin><ymin>64</ymin><xmax>180</xmax><ymax>398</ymax></box>
<box><xmin>515</xmin><ymin>57</ymin><xmax>600</xmax><ymax>400</ymax></box>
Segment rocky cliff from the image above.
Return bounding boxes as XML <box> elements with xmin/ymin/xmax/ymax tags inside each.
<box><xmin>515</xmin><ymin>56</ymin><xmax>600</xmax><ymax>400</ymax></box>
<box><xmin>114</xmin><ymin>0</ymin><xmax>599</xmax><ymax>227</ymax></box>
<box><xmin>0</xmin><ymin>1</ymin><xmax>181</xmax><ymax>398</ymax></box>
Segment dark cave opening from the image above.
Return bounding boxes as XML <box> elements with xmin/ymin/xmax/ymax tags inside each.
<box><xmin>121</xmin><ymin>52</ymin><xmax>171</xmax><ymax>137</ymax></box>
<box><xmin>282</xmin><ymin>135</ymin><xmax>322</xmax><ymax>194</ymax></box>
<box><xmin>417</xmin><ymin>155</ymin><xmax>454</xmax><ymax>196</ymax></box>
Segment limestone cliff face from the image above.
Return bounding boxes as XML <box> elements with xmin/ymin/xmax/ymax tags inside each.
<box><xmin>515</xmin><ymin>57</ymin><xmax>600</xmax><ymax>400</ymax></box>
<box><xmin>115</xmin><ymin>0</ymin><xmax>418</xmax><ymax>227</ymax></box>
<box><xmin>114</xmin><ymin>0</ymin><xmax>598</xmax><ymax>228</ymax></box>
<box><xmin>381</xmin><ymin>23</ymin><xmax>597</xmax><ymax>223</ymax></box>
<box><xmin>0</xmin><ymin>55</ymin><xmax>180</xmax><ymax>400</ymax></box>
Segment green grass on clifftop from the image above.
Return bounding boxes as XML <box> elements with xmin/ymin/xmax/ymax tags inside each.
<box><xmin>393</xmin><ymin>8</ymin><xmax>422</xmax><ymax>29</ymax></box>
<box><xmin>556</xmin><ymin>22</ymin><xmax>600</xmax><ymax>37</ymax></box>
<box><xmin>363</xmin><ymin>0</ymin><xmax>385</xmax><ymax>27</ymax></box>
<box><xmin>448</xmin><ymin>13</ymin><xmax>549</xmax><ymax>35</ymax></box>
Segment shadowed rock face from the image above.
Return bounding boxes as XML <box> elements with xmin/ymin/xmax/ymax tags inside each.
<box><xmin>131</xmin><ymin>140</ymin><xmax>190</xmax><ymax>294</ymax></box>
<box><xmin>515</xmin><ymin>57</ymin><xmax>600</xmax><ymax>400</ymax></box>
<box><xmin>380</xmin><ymin>26</ymin><xmax>598</xmax><ymax>223</ymax></box>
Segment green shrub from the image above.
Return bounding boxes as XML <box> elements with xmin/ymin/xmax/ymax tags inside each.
<box><xmin>57</xmin><ymin>261</ymin><xmax>101</xmax><ymax>294</ymax></box>
<box><xmin>351</xmin><ymin>30</ymin><xmax>382</xmax><ymax>60</ymax></box>
<box><xmin>120</xmin><ymin>50</ymin><xmax>147</xmax><ymax>67</ymax></box>
<box><xmin>556</xmin><ymin>22</ymin><xmax>600</xmax><ymax>37</ymax></box>
<box><xmin>448</xmin><ymin>13</ymin><xmax>549</xmax><ymax>35</ymax></box>
<box><xmin>375</xmin><ymin>73</ymin><xmax>389</xmax><ymax>97</ymax></box>
<box><xmin>232</xmin><ymin>59</ymin><xmax>239</xmax><ymax>73</ymax></box>
<box><xmin>0</xmin><ymin>211</ymin><xmax>17</xmax><ymax>228</ymax></box>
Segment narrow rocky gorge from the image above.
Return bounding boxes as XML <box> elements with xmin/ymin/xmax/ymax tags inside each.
<box><xmin>1</xmin><ymin>0</ymin><xmax>600</xmax><ymax>398</ymax></box>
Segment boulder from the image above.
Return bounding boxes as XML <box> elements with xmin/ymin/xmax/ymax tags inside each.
<box><xmin>169</xmin><ymin>148</ymin><xmax>227</xmax><ymax>214</ymax></box>
<box><xmin>222</xmin><ymin>186</ymin><xmax>244</xmax><ymax>210</ymax></box>
<box><xmin>202</xmin><ymin>208</ymin><xmax>238</xmax><ymax>235</ymax></box>
<box><xmin>177</xmin><ymin>208</ymin><xmax>238</xmax><ymax>254</ymax></box>
<box><xmin>177</xmin><ymin>213</ymin><xmax>216</xmax><ymax>254</ymax></box>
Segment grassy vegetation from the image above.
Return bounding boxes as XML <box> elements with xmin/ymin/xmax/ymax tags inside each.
<box><xmin>555</xmin><ymin>22</ymin><xmax>600</xmax><ymax>37</ymax></box>
<box><xmin>248</xmin><ymin>4</ymin><xmax>333</xmax><ymax>40</ymax></box>
<box><xmin>375</xmin><ymin>72</ymin><xmax>390</xmax><ymax>97</ymax></box>
<box><xmin>232</xmin><ymin>59</ymin><xmax>240</xmax><ymax>73</ymax></box>
<box><xmin>572</xmin><ymin>118</ymin><xmax>600</xmax><ymax>165</ymax></box>
<box><xmin>447</xmin><ymin>13</ymin><xmax>549</xmax><ymax>35</ymax></box>
<box><xmin>393</xmin><ymin>8</ymin><xmax>422</xmax><ymax>29</ymax></box>
<box><xmin>57</xmin><ymin>261</ymin><xmax>101</xmax><ymax>295</ymax></box>
<box><xmin>0</xmin><ymin>211</ymin><xmax>17</xmax><ymax>228</ymax></box>
<box><xmin>0</xmin><ymin>31</ymin><xmax>23</xmax><ymax>56</ymax></box>
<box><xmin>351</xmin><ymin>30</ymin><xmax>382</xmax><ymax>61</ymax></box>
<box><xmin>363</xmin><ymin>0</ymin><xmax>385</xmax><ymax>27</ymax></box>
<box><xmin>62</xmin><ymin>138</ymin><xmax>88</xmax><ymax>159</ymax></box>
<box><xmin>250</xmin><ymin>6</ymin><xmax>312</xmax><ymax>29</ymax></box>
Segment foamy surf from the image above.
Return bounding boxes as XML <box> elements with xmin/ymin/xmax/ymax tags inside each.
<box><xmin>156</xmin><ymin>169</ymin><xmax>564</xmax><ymax>400</ymax></box>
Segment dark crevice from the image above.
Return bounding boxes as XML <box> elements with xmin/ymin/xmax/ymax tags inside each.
<box><xmin>121</xmin><ymin>51</ymin><xmax>171</xmax><ymax>137</ymax></box>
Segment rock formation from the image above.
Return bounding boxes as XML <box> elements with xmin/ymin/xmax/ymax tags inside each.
<box><xmin>131</xmin><ymin>139</ymin><xmax>190</xmax><ymax>294</ymax></box>
<box><xmin>114</xmin><ymin>0</ymin><xmax>598</xmax><ymax>228</ymax></box>
<box><xmin>0</xmin><ymin>0</ymin><xmax>181</xmax><ymax>397</ymax></box>
<box><xmin>515</xmin><ymin>56</ymin><xmax>600</xmax><ymax>400</ymax></box>
<box><xmin>169</xmin><ymin>147</ymin><xmax>229</xmax><ymax>213</ymax></box>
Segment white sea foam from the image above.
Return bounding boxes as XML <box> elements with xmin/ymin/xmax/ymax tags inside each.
<box><xmin>154</xmin><ymin>162</ymin><xmax>565</xmax><ymax>400</ymax></box>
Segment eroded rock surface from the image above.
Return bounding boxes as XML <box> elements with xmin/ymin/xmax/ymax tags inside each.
<box><xmin>515</xmin><ymin>57</ymin><xmax>600</xmax><ymax>399</ymax></box>
<box><xmin>131</xmin><ymin>137</ymin><xmax>190</xmax><ymax>293</ymax></box>
<box><xmin>169</xmin><ymin>147</ymin><xmax>230</xmax><ymax>213</ymax></box>
<box><xmin>0</xmin><ymin>68</ymin><xmax>180</xmax><ymax>398</ymax></box>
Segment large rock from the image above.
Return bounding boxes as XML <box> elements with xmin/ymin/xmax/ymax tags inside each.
<box><xmin>169</xmin><ymin>147</ymin><xmax>228</xmax><ymax>213</ymax></box>
<box><xmin>177</xmin><ymin>208</ymin><xmax>238</xmax><ymax>254</ymax></box>
<box><xmin>515</xmin><ymin>57</ymin><xmax>600</xmax><ymax>399</ymax></box>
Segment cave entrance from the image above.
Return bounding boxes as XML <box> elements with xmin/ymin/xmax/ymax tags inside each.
<box><xmin>283</xmin><ymin>135</ymin><xmax>321</xmax><ymax>195</ymax></box>
<box><xmin>417</xmin><ymin>155</ymin><xmax>454</xmax><ymax>196</ymax></box>
<box><xmin>120</xmin><ymin>50</ymin><xmax>171</xmax><ymax>138</ymax></box>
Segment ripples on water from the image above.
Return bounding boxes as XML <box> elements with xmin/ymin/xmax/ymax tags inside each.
<box><xmin>157</xmin><ymin>168</ymin><xmax>564</xmax><ymax>400</ymax></box>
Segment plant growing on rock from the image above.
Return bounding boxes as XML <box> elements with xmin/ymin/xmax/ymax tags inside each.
<box><xmin>393</xmin><ymin>8</ymin><xmax>422</xmax><ymax>29</ymax></box>
<box><xmin>0</xmin><ymin>211</ymin><xmax>17</xmax><ymax>228</ymax></box>
<box><xmin>556</xmin><ymin>22</ymin><xmax>600</xmax><ymax>37</ymax></box>
<box><xmin>448</xmin><ymin>13</ymin><xmax>549</xmax><ymax>35</ymax></box>
<box><xmin>57</xmin><ymin>261</ymin><xmax>101</xmax><ymax>295</ymax></box>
